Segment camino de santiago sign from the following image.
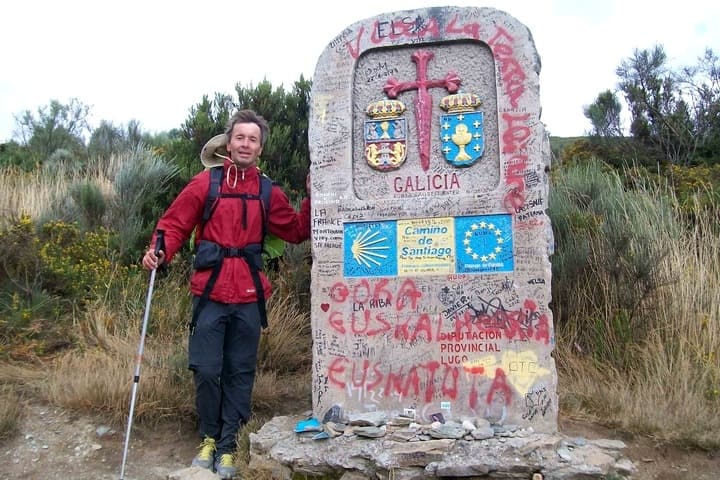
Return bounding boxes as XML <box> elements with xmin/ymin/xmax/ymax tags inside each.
<box><xmin>309</xmin><ymin>6</ymin><xmax>556</xmax><ymax>432</ymax></box>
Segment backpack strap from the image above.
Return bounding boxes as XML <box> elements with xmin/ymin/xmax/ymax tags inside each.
<box><xmin>201</xmin><ymin>166</ymin><xmax>224</xmax><ymax>228</ymax></box>
<box><xmin>258</xmin><ymin>174</ymin><xmax>273</xmax><ymax>240</ymax></box>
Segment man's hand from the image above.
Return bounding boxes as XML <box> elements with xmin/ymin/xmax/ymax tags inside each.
<box><xmin>142</xmin><ymin>248</ymin><xmax>166</xmax><ymax>271</ymax></box>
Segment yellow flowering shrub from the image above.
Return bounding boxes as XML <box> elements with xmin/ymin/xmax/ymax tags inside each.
<box><xmin>0</xmin><ymin>215</ymin><xmax>135</xmax><ymax>358</ymax></box>
<box><xmin>37</xmin><ymin>221</ymin><xmax>116</xmax><ymax>300</ymax></box>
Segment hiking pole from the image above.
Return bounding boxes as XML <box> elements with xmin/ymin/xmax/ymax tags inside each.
<box><xmin>119</xmin><ymin>229</ymin><xmax>165</xmax><ymax>480</ymax></box>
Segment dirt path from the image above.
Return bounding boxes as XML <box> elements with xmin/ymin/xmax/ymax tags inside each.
<box><xmin>1</xmin><ymin>401</ymin><xmax>718</xmax><ymax>479</ymax></box>
<box><xmin>0</xmin><ymin>401</ymin><xmax>196</xmax><ymax>480</ymax></box>
<box><xmin>559</xmin><ymin>417</ymin><xmax>719</xmax><ymax>479</ymax></box>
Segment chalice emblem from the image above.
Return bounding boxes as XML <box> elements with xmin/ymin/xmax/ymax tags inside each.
<box><xmin>439</xmin><ymin>92</ymin><xmax>484</xmax><ymax>167</ymax></box>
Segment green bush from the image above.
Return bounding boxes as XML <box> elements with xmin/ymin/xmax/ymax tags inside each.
<box><xmin>550</xmin><ymin>159</ymin><xmax>679</xmax><ymax>366</ymax></box>
<box><xmin>42</xmin><ymin>179</ymin><xmax>108</xmax><ymax>231</ymax></box>
<box><xmin>0</xmin><ymin>141</ymin><xmax>35</xmax><ymax>171</ymax></box>
<box><xmin>108</xmin><ymin>144</ymin><xmax>183</xmax><ymax>263</ymax></box>
<box><xmin>71</xmin><ymin>180</ymin><xmax>107</xmax><ymax>230</ymax></box>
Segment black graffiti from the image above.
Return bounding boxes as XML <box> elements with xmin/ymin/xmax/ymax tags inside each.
<box><xmin>522</xmin><ymin>387</ymin><xmax>551</xmax><ymax>421</ymax></box>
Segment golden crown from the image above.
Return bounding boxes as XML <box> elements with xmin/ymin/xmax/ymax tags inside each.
<box><xmin>366</xmin><ymin>99</ymin><xmax>406</xmax><ymax>119</ymax></box>
<box><xmin>439</xmin><ymin>93</ymin><xmax>482</xmax><ymax>113</ymax></box>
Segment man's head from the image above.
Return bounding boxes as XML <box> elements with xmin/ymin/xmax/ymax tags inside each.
<box><xmin>224</xmin><ymin>110</ymin><xmax>270</xmax><ymax>168</ymax></box>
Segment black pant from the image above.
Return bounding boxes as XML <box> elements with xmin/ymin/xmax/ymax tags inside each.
<box><xmin>188</xmin><ymin>298</ymin><xmax>262</xmax><ymax>455</ymax></box>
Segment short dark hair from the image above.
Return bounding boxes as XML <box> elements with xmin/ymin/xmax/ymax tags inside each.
<box><xmin>224</xmin><ymin>109</ymin><xmax>270</xmax><ymax>147</ymax></box>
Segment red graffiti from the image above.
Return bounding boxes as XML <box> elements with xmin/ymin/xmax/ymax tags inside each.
<box><xmin>469</xmin><ymin>381</ymin><xmax>479</xmax><ymax>409</ymax></box>
<box><xmin>394</xmin><ymin>313</ymin><xmax>433</xmax><ymax>342</ymax></box>
<box><xmin>515</xmin><ymin>299</ymin><xmax>551</xmax><ymax>344</ymax></box>
<box><xmin>345</xmin><ymin>26</ymin><xmax>365</xmax><ymax>59</ymax></box>
<box><xmin>328</xmin><ymin>282</ymin><xmax>350</xmax><ymax>303</ymax></box>
<box><xmin>385</xmin><ymin>363</ymin><xmax>431</xmax><ymax>402</ymax></box>
<box><xmin>328</xmin><ymin>278</ymin><xmax>393</xmax><ymax>305</ymax></box>
<box><xmin>502</xmin><ymin>113</ymin><xmax>531</xmax><ymax>153</ymax></box>
<box><xmin>534</xmin><ymin>313</ymin><xmax>551</xmax><ymax>344</ymax></box>
<box><xmin>328</xmin><ymin>357</ymin><xmax>475</xmax><ymax>403</ymax></box>
<box><xmin>486</xmin><ymin>368</ymin><xmax>512</xmax><ymax>405</ymax></box>
<box><xmin>463</xmin><ymin>363</ymin><xmax>485</xmax><ymax>375</ymax></box>
<box><xmin>487</xmin><ymin>26</ymin><xmax>526</xmax><ymax>108</ymax></box>
<box><xmin>396</xmin><ymin>278</ymin><xmax>423</xmax><ymax>311</ymax></box>
<box><xmin>328</xmin><ymin>278</ymin><xmax>421</xmax><ymax>312</ymax></box>
<box><xmin>328</xmin><ymin>310</ymin><xmax>391</xmax><ymax>336</ymax></box>
<box><xmin>328</xmin><ymin>358</ymin><xmax>514</xmax><ymax>409</ymax></box>
<box><xmin>501</xmin><ymin>113</ymin><xmax>530</xmax><ymax>213</ymax></box>
<box><xmin>446</xmin><ymin>16</ymin><xmax>481</xmax><ymax>39</ymax></box>
<box><xmin>442</xmin><ymin>365</ymin><xmax>459</xmax><ymax>399</ymax></box>
<box><xmin>328</xmin><ymin>358</ymin><xmax>384</xmax><ymax>391</ymax></box>
<box><xmin>326</xmin><ymin>290</ymin><xmax>549</xmax><ymax>344</ymax></box>
<box><xmin>328</xmin><ymin>310</ymin><xmax>438</xmax><ymax>340</ymax></box>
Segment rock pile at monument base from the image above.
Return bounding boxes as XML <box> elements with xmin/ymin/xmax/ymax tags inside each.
<box><xmin>249</xmin><ymin>415</ymin><xmax>635</xmax><ymax>479</ymax></box>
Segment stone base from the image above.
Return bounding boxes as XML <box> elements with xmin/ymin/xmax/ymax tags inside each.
<box><xmin>167</xmin><ymin>466</ymin><xmax>220</xmax><ymax>479</ymax></box>
<box><xmin>249</xmin><ymin>415</ymin><xmax>635</xmax><ymax>480</ymax></box>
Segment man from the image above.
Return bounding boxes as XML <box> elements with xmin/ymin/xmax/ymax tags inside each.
<box><xmin>142</xmin><ymin>109</ymin><xmax>310</xmax><ymax>478</ymax></box>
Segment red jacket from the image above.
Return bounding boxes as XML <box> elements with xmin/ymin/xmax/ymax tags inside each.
<box><xmin>151</xmin><ymin>161</ymin><xmax>310</xmax><ymax>304</ymax></box>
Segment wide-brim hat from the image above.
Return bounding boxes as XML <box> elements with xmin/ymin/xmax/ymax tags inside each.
<box><xmin>200</xmin><ymin>134</ymin><xmax>230</xmax><ymax>168</ymax></box>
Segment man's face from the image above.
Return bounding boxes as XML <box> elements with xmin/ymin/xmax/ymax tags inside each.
<box><xmin>227</xmin><ymin>122</ymin><xmax>263</xmax><ymax>168</ymax></box>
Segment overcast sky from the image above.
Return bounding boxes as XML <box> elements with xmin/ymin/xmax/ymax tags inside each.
<box><xmin>1</xmin><ymin>0</ymin><xmax>717</xmax><ymax>142</ymax></box>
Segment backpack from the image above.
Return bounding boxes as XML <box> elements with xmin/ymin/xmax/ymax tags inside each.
<box><xmin>190</xmin><ymin>166</ymin><xmax>280</xmax><ymax>331</ymax></box>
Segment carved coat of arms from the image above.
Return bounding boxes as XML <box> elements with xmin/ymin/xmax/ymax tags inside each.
<box><xmin>364</xmin><ymin>99</ymin><xmax>408</xmax><ymax>171</ymax></box>
<box><xmin>439</xmin><ymin>93</ymin><xmax>484</xmax><ymax>167</ymax></box>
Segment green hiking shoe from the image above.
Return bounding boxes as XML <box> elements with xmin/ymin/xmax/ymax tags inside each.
<box><xmin>191</xmin><ymin>436</ymin><xmax>216</xmax><ymax>469</ymax></box>
<box><xmin>214</xmin><ymin>453</ymin><xmax>237</xmax><ymax>479</ymax></box>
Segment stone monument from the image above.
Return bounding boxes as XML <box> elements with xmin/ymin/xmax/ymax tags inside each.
<box><xmin>308</xmin><ymin>5</ymin><xmax>555</xmax><ymax>433</ymax></box>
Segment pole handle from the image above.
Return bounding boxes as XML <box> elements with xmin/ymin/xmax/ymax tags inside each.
<box><xmin>154</xmin><ymin>229</ymin><xmax>166</xmax><ymax>255</ymax></box>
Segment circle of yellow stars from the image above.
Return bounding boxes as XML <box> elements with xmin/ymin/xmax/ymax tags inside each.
<box><xmin>463</xmin><ymin>221</ymin><xmax>504</xmax><ymax>262</ymax></box>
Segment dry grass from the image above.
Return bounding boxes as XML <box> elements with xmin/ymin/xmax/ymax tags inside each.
<box><xmin>0</xmin><ymin>363</ymin><xmax>47</xmax><ymax>440</ymax></box>
<box><xmin>559</xmin><ymin>200</ymin><xmax>720</xmax><ymax>449</ymax></box>
<box><xmin>38</xmin><ymin>266</ymin><xmax>195</xmax><ymax>427</ymax></box>
<box><xmin>34</xmin><ymin>272</ymin><xmax>312</xmax><ymax>429</ymax></box>
<box><xmin>0</xmin><ymin>384</ymin><xmax>24</xmax><ymax>440</ymax></box>
<box><xmin>0</xmin><ymin>158</ymin><xmax>315</xmax><ymax>464</ymax></box>
<box><xmin>257</xmin><ymin>292</ymin><xmax>312</xmax><ymax>373</ymax></box>
<box><xmin>252</xmin><ymin>369</ymin><xmax>312</xmax><ymax>417</ymax></box>
<box><xmin>0</xmin><ymin>162</ymin><xmax>116</xmax><ymax>226</ymax></box>
<box><xmin>42</xmin><ymin>334</ymin><xmax>195</xmax><ymax>428</ymax></box>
